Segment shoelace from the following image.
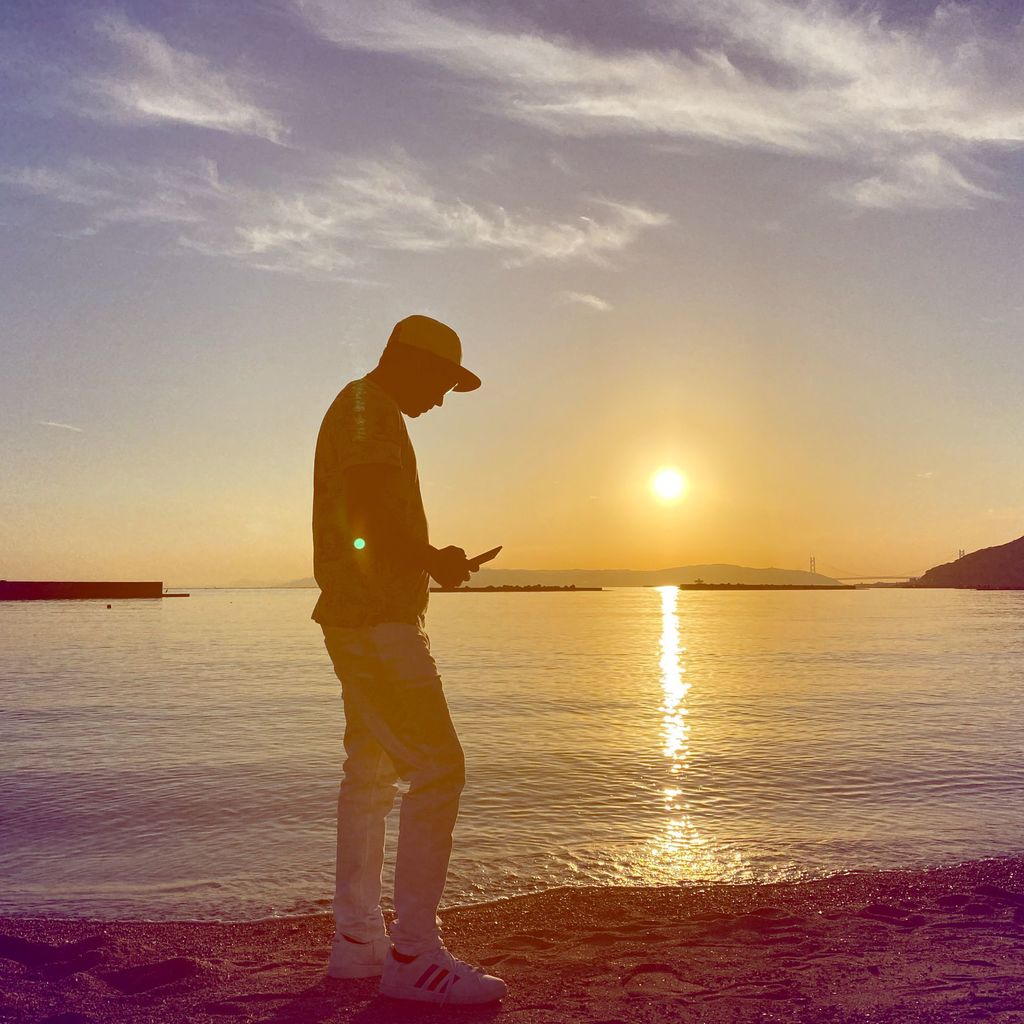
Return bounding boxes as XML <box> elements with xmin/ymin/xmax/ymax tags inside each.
<box><xmin>436</xmin><ymin>947</ymin><xmax>487</xmax><ymax>1008</ymax></box>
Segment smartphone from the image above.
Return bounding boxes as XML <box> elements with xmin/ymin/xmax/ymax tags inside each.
<box><xmin>468</xmin><ymin>545</ymin><xmax>502</xmax><ymax>568</ymax></box>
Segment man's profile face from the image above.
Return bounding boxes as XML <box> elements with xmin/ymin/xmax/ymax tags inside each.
<box><xmin>391</xmin><ymin>346</ymin><xmax>460</xmax><ymax>417</ymax></box>
<box><xmin>404</xmin><ymin>374</ymin><xmax>457</xmax><ymax>417</ymax></box>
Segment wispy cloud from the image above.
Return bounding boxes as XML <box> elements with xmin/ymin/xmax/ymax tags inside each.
<box><xmin>562</xmin><ymin>291</ymin><xmax>612</xmax><ymax>312</ymax></box>
<box><xmin>831</xmin><ymin>152</ymin><xmax>1002</xmax><ymax>211</ymax></box>
<box><xmin>296</xmin><ymin>0</ymin><xmax>1024</xmax><ymax>210</ymax></box>
<box><xmin>39</xmin><ymin>420</ymin><xmax>83</xmax><ymax>432</ymax></box>
<box><xmin>2</xmin><ymin>157</ymin><xmax>666</xmax><ymax>277</ymax></box>
<box><xmin>2</xmin><ymin>161</ymin><xmax>214</xmax><ymax>228</ymax></box>
<box><xmin>69</xmin><ymin>13</ymin><xmax>284</xmax><ymax>142</ymax></box>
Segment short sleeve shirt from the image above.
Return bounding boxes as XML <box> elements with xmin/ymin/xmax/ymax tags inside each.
<box><xmin>311</xmin><ymin>375</ymin><xmax>429</xmax><ymax>627</ymax></box>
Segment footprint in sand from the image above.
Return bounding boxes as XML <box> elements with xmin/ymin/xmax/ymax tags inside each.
<box><xmin>962</xmin><ymin>902</ymin><xmax>1000</xmax><ymax>917</ymax></box>
<box><xmin>973</xmin><ymin>883</ymin><xmax>1024</xmax><ymax>908</ymax></box>
<box><xmin>0</xmin><ymin>933</ymin><xmax>107</xmax><ymax>976</ymax></box>
<box><xmin>934</xmin><ymin>893</ymin><xmax>972</xmax><ymax>909</ymax></box>
<box><xmin>733</xmin><ymin>908</ymin><xmax>807</xmax><ymax>932</ymax></box>
<box><xmin>101</xmin><ymin>956</ymin><xmax>201</xmax><ymax>995</ymax></box>
<box><xmin>620</xmin><ymin>964</ymin><xmax>704</xmax><ymax>997</ymax></box>
<box><xmin>694</xmin><ymin>906</ymin><xmax>807</xmax><ymax>940</ymax></box>
<box><xmin>503</xmin><ymin>932</ymin><xmax>558</xmax><ymax>951</ymax></box>
<box><xmin>856</xmin><ymin>903</ymin><xmax>927</xmax><ymax>927</ymax></box>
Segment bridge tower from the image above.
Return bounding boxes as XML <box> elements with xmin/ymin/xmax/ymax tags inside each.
<box><xmin>809</xmin><ymin>555</ymin><xmax>816</xmax><ymax>575</ymax></box>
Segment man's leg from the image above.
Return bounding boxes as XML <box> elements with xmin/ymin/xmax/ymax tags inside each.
<box><xmin>325</xmin><ymin>622</ymin><xmax>465</xmax><ymax>956</ymax></box>
<box><xmin>324</xmin><ymin>622</ymin><xmax>505</xmax><ymax>1005</ymax></box>
<box><xmin>323</xmin><ymin>628</ymin><xmax>400</xmax><ymax>942</ymax></box>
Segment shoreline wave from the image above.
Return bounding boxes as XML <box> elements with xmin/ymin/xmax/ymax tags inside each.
<box><xmin>4</xmin><ymin>853</ymin><xmax>1024</xmax><ymax>926</ymax></box>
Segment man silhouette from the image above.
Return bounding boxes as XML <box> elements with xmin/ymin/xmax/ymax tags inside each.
<box><xmin>312</xmin><ymin>315</ymin><xmax>506</xmax><ymax>1004</ymax></box>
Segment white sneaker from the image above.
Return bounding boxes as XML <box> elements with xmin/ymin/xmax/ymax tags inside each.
<box><xmin>327</xmin><ymin>932</ymin><xmax>390</xmax><ymax>978</ymax></box>
<box><xmin>380</xmin><ymin>945</ymin><xmax>507</xmax><ymax>1005</ymax></box>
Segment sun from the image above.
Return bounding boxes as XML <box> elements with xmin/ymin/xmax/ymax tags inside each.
<box><xmin>651</xmin><ymin>467</ymin><xmax>688</xmax><ymax>502</ymax></box>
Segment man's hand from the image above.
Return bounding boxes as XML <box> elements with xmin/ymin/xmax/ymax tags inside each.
<box><xmin>426</xmin><ymin>546</ymin><xmax>472</xmax><ymax>589</ymax></box>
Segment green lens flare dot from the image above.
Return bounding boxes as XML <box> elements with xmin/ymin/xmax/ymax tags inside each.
<box><xmin>353</xmin><ymin>537</ymin><xmax>366</xmax><ymax>550</ymax></box>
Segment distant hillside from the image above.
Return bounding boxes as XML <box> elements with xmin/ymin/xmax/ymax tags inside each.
<box><xmin>283</xmin><ymin>563</ymin><xmax>840</xmax><ymax>589</ymax></box>
<box><xmin>913</xmin><ymin>534</ymin><xmax>1024</xmax><ymax>589</ymax></box>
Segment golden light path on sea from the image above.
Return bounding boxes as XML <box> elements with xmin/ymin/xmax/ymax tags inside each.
<box><xmin>647</xmin><ymin>585</ymin><xmax>745</xmax><ymax>880</ymax></box>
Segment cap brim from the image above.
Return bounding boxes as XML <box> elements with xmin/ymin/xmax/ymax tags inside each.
<box><xmin>452</xmin><ymin>366</ymin><xmax>481</xmax><ymax>392</ymax></box>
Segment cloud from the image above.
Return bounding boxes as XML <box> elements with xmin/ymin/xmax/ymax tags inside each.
<box><xmin>562</xmin><ymin>291</ymin><xmax>612</xmax><ymax>311</ymax></box>
<box><xmin>2</xmin><ymin>162</ymin><xmax>214</xmax><ymax>228</ymax></box>
<box><xmin>2</xmin><ymin>157</ymin><xmax>667</xmax><ymax>277</ymax></box>
<box><xmin>832</xmin><ymin>152</ymin><xmax>1002</xmax><ymax>211</ymax></box>
<box><xmin>70</xmin><ymin>13</ymin><xmax>284</xmax><ymax>142</ymax></box>
<box><xmin>39</xmin><ymin>420</ymin><xmax>83</xmax><ymax>432</ymax></box>
<box><xmin>296</xmin><ymin>0</ymin><xmax>818</xmax><ymax>150</ymax></box>
<box><xmin>295</xmin><ymin>0</ymin><xmax>1024</xmax><ymax>210</ymax></box>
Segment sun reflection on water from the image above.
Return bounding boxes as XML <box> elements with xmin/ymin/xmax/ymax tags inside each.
<box><xmin>646</xmin><ymin>585</ymin><xmax>744</xmax><ymax>880</ymax></box>
<box><xmin>659</xmin><ymin>585</ymin><xmax>690</xmax><ymax>769</ymax></box>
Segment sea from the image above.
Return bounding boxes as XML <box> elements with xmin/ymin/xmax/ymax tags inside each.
<box><xmin>2</xmin><ymin>586</ymin><xmax>1022</xmax><ymax>921</ymax></box>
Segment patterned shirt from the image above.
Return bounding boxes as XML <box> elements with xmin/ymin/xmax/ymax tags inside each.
<box><xmin>311</xmin><ymin>375</ymin><xmax>429</xmax><ymax>627</ymax></box>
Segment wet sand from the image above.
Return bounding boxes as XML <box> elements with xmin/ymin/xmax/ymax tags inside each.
<box><xmin>3</xmin><ymin>857</ymin><xmax>1024</xmax><ymax>1023</ymax></box>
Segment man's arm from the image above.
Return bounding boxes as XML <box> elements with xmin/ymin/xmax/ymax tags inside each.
<box><xmin>343</xmin><ymin>463</ymin><xmax>471</xmax><ymax>589</ymax></box>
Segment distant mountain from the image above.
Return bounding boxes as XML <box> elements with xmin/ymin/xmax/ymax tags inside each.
<box><xmin>913</xmin><ymin>534</ymin><xmax>1024</xmax><ymax>589</ymax></box>
<box><xmin>282</xmin><ymin>563</ymin><xmax>840</xmax><ymax>589</ymax></box>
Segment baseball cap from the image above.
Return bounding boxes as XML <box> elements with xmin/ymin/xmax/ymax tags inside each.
<box><xmin>386</xmin><ymin>315</ymin><xmax>481</xmax><ymax>392</ymax></box>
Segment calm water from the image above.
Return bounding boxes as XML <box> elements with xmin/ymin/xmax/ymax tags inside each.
<box><xmin>2</xmin><ymin>587</ymin><xmax>1023</xmax><ymax>920</ymax></box>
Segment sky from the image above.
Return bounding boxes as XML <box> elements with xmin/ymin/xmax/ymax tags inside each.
<box><xmin>2</xmin><ymin>0</ymin><xmax>1024</xmax><ymax>586</ymax></box>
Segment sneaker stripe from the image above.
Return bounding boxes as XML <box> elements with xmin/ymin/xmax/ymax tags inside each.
<box><xmin>427</xmin><ymin>968</ymin><xmax>449</xmax><ymax>991</ymax></box>
<box><xmin>414</xmin><ymin>965</ymin><xmax>438</xmax><ymax>988</ymax></box>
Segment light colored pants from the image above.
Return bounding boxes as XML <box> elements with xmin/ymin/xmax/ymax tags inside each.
<box><xmin>322</xmin><ymin>622</ymin><xmax>465</xmax><ymax>956</ymax></box>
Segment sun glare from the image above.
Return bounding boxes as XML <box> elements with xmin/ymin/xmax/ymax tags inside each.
<box><xmin>652</xmin><ymin>467</ymin><xmax>687</xmax><ymax>502</ymax></box>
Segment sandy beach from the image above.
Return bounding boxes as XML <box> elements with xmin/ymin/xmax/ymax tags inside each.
<box><xmin>3</xmin><ymin>856</ymin><xmax>1024</xmax><ymax>1024</ymax></box>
